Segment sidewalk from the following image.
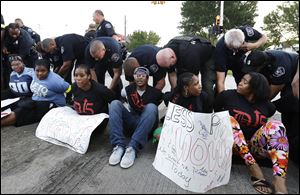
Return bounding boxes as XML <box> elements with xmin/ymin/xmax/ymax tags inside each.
<box><xmin>1</xmin><ymin>75</ymin><xmax>299</xmax><ymax>194</ymax></box>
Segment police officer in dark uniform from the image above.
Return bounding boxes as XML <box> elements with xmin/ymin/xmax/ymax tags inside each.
<box><xmin>15</xmin><ymin>18</ymin><xmax>41</xmax><ymax>44</ymax></box>
<box><xmin>242</xmin><ymin>49</ymin><xmax>299</xmax><ymax>164</ymax></box>
<box><xmin>93</xmin><ymin>10</ymin><xmax>117</xmax><ymax>38</ymax></box>
<box><xmin>214</xmin><ymin>25</ymin><xmax>267</xmax><ymax>93</ymax></box>
<box><xmin>123</xmin><ymin>44</ymin><xmax>167</xmax><ymax>90</ymax></box>
<box><xmin>157</xmin><ymin>35</ymin><xmax>215</xmax><ymax>111</ymax></box>
<box><xmin>93</xmin><ymin>10</ymin><xmax>127</xmax><ymax>60</ymax></box>
<box><xmin>85</xmin><ymin>37</ymin><xmax>123</xmax><ymax>99</ymax></box>
<box><xmin>41</xmin><ymin>33</ymin><xmax>89</xmax><ymax>85</ymax></box>
<box><xmin>3</xmin><ymin>23</ymin><xmax>38</xmax><ymax>68</ymax></box>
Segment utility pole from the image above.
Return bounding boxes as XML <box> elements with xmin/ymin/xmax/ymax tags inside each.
<box><xmin>220</xmin><ymin>1</ymin><xmax>224</xmax><ymax>27</ymax></box>
<box><xmin>124</xmin><ymin>15</ymin><xmax>127</xmax><ymax>37</ymax></box>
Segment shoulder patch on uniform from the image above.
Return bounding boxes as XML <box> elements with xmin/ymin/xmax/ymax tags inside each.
<box><xmin>61</xmin><ymin>46</ymin><xmax>64</xmax><ymax>54</ymax></box>
<box><xmin>272</xmin><ymin>66</ymin><xmax>285</xmax><ymax>77</ymax></box>
<box><xmin>111</xmin><ymin>53</ymin><xmax>120</xmax><ymax>62</ymax></box>
<box><xmin>149</xmin><ymin>64</ymin><xmax>159</xmax><ymax>73</ymax></box>
<box><xmin>27</xmin><ymin>28</ymin><xmax>33</xmax><ymax>33</ymax></box>
<box><xmin>245</xmin><ymin>26</ymin><xmax>254</xmax><ymax>37</ymax></box>
<box><xmin>105</xmin><ymin>23</ymin><xmax>112</xmax><ymax>29</ymax></box>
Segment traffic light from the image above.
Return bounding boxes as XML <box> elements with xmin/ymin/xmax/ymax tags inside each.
<box><xmin>215</xmin><ymin>15</ymin><xmax>220</xmax><ymax>26</ymax></box>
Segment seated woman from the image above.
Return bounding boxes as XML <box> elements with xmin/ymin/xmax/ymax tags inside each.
<box><xmin>71</xmin><ymin>64</ymin><xmax>115</xmax><ymax>115</ymax></box>
<box><xmin>1</xmin><ymin>54</ymin><xmax>34</xmax><ymax>100</ymax></box>
<box><xmin>1</xmin><ymin>59</ymin><xmax>70</xmax><ymax>127</ymax></box>
<box><xmin>164</xmin><ymin>72</ymin><xmax>210</xmax><ymax>112</ymax></box>
<box><xmin>214</xmin><ymin>72</ymin><xmax>289</xmax><ymax>194</ymax></box>
<box><xmin>153</xmin><ymin>72</ymin><xmax>210</xmax><ymax>142</ymax></box>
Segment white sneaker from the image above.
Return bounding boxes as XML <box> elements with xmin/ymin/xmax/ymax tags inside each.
<box><xmin>109</xmin><ymin>146</ymin><xmax>125</xmax><ymax>166</ymax></box>
<box><xmin>120</xmin><ymin>146</ymin><xmax>136</xmax><ymax>169</ymax></box>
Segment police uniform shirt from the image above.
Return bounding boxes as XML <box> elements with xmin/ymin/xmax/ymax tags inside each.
<box><xmin>4</xmin><ymin>28</ymin><xmax>34</xmax><ymax>58</ymax></box>
<box><xmin>21</xmin><ymin>25</ymin><xmax>41</xmax><ymax>43</ymax></box>
<box><xmin>128</xmin><ymin>45</ymin><xmax>166</xmax><ymax>82</ymax></box>
<box><xmin>71</xmin><ymin>80</ymin><xmax>115</xmax><ymax>115</ymax></box>
<box><xmin>214</xmin><ymin>90</ymin><xmax>276</xmax><ymax>140</ymax></box>
<box><xmin>95</xmin><ymin>19</ymin><xmax>116</xmax><ymax>37</ymax></box>
<box><xmin>261</xmin><ymin>50</ymin><xmax>299</xmax><ymax>86</ymax></box>
<box><xmin>44</xmin><ymin>51</ymin><xmax>63</xmax><ymax>70</ymax></box>
<box><xmin>9</xmin><ymin>67</ymin><xmax>34</xmax><ymax>97</ymax></box>
<box><xmin>55</xmin><ymin>34</ymin><xmax>89</xmax><ymax>64</ymax></box>
<box><xmin>125</xmin><ymin>83</ymin><xmax>163</xmax><ymax>114</ymax></box>
<box><xmin>214</xmin><ymin>25</ymin><xmax>263</xmax><ymax>83</ymax></box>
<box><xmin>85</xmin><ymin>37</ymin><xmax>123</xmax><ymax>69</ymax></box>
<box><xmin>165</xmin><ymin>36</ymin><xmax>213</xmax><ymax>75</ymax></box>
<box><xmin>164</xmin><ymin>90</ymin><xmax>209</xmax><ymax>113</ymax></box>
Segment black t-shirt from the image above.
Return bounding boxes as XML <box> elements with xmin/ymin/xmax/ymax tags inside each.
<box><xmin>96</xmin><ymin>19</ymin><xmax>116</xmax><ymax>37</ymax></box>
<box><xmin>214</xmin><ymin>90</ymin><xmax>276</xmax><ymax>140</ymax></box>
<box><xmin>164</xmin><ymin>36</ymin><xmax>214</xmax><ymax>75</ymax></box>
<box><xmin>71</xmin><ymin>80</ymin><xmax>115</xmax><ymax>115</ymax></box>
<box><xmin>128</xmin><ymin>45</ymin><xmax>166</xmax><ymax>82</ymax></box>
<box><xmin>85</xmin><ymin>37</ymin><xmax>123</xmax><ymax>69</ymax></box>
<box><xmin>125</xmin><ymin>84</ymin><xmax>163</xmax><ymax>114</ymax></box>
<box><xmin>164</xmin><ymin>90</ymin><xmax>209</xmax><ymax>113</ymax></box>
<box><xmin>214</xmin><ymin>25</ymin><xmax>263</xmax><ymax>84</ymax></box>
<box><xmin>55</xmin><ymin>34</ymin><xmax>89</xmax><ymax>64</ymax></box>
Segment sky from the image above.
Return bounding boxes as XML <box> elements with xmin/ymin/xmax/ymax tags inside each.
<box><xmin>1</xmin><ymin>1</ymin><xmax>285</xmax><ymax>47</ymax></box>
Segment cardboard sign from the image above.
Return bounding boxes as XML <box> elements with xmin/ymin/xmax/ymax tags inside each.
<box><xmin>36</xmin><ymin>106</ymin><xmax>109</xmax><ymax>154</ymax></box>
<box><xmin>153</xmin><ymin>102</ymin><xmax>234</xmax><ymax>193</ymax></box>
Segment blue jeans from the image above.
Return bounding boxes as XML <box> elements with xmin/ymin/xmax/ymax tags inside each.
<box><xmin>108</xmin><ymin>100</ymin><xmax>158</xmax><ymax>151</ymax></box>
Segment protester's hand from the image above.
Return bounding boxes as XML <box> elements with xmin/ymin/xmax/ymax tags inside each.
<box><xmin>2</xmin><ymin>47</ymin><xmax>8</xmax><ymax>55</ymax></box>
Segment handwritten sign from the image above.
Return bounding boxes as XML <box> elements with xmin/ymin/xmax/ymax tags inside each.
<box><xmin>153</xmin><ymin>102</ymin><xmax>233</xmax><ymax>193</ymax></box>
<box><xmin>1</xmin><ymin>97</ymin><xmax>20</xmax><ymax>108</ymax></box>
<box><xmin>36</xmin><ymin>106</ymin><xmax>109</xmax><ymax>154</ymax></box>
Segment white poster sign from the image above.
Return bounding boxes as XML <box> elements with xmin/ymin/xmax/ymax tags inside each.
<box><xmin>36</xmin><ymin>106</ymin><xmax>109</xmax><ymax>154</ymax></box>
<box><xmin>153</xmin><ymin>102</ymin><xmax>234</xmax><ymax>193</ymax></box>
<box><xmin>1</xmin><ymin>97</ymin><xmax>20</xmax><ymax>108</ymax></box>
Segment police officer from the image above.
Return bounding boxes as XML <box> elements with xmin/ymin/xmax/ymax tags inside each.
<box><xmin>214</xmin><ymin>25</ymin><xmax>267</xmax><ymax>93</ymax></box>
<box><xmin>123</xmin><ymin>44</ymin><xmax>167</xmax><ymax>90</ymax></box>
<box><xmin>156</xmin><ymin>35</ymin><xmax>215</xmax><ymax>111</ymax></box>
<box><xmin>3</xmin><ymin>23</ymin><xmax>38</xmax><ymax>68</ymax></box>
<box><xmin>93</xmin><ymin>10</ymin><xmax>118</xmax><ymax>39</ymax></box>
<box><xmin>41</xmin><ymin>33</ymin><xmax>89</xmax><ymax>85</ymax></box>
<box><xmin>242</xmin><ymin>49</ymin><xmax>299</xmax><ymax>164</ymax></box>
<box><xmin>15</xmin><ymin>18</ymin><xmax>41</xmax><ymax>44</ymax></box>
<box><xmin>85</xmin><ymin>37</ymin><xmax>123</xmax><ymax>99</ymax></box>
<box><xmin>84</xmin><ymin>23</ymin><xmax>97</xmax><ymax>42</ymax></box>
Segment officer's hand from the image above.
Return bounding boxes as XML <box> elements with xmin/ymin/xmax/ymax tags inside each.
<box><xmin>240</xmin><ymin>42</ymin><xmax>256</xmax><ymax>51</ymax></box>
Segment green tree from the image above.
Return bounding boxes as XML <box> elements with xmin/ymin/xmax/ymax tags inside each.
<box><xmin>126</xmin><ymin>30</ymin><xmax>160</xmax><ymax>51</ymax></box>
<box><xmin>179</xmin><ymin>1</ymin><xmax>258</xmax><ymax>45</ymax></box>
<box><xmin>263</xmin><ymin>1</ymin><xmax>299</xmax><ymax>48</ymax></box>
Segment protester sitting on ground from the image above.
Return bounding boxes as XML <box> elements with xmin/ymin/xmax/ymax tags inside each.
<box><xmin>242</xmin><ymin>50</ymin><xmax>299</xmax><ymax>164</ymax></box>
<box><xmin>153</xmin><ymin>72</ymin><xmax>210</xmax><ymax>142</ymax></box>
<box><xmin>108</xmin><ymin>67</ymin><xmax>163</xmax><ymax>169</ymax></box>
<box><xmin>1</xmin><ymin>59</ymin><xmax>70</xmax><ymax>127</ymax></box>
<box><xmin>214</xmin><ymin>72</ymin><xmax>289</xmax><ymax>194</ymax></box>
<box><xmin>163</xmin><ymin>72</ymin><xmax>210</xmax><ymax>113</ymax></box>
<box><xmin>71</xmin><ymin>64</ymin><xmax>115</xmax><ymax>115</ymax></box>
<box><xmin>1</xmin><ymin>54</ymin><xmax>34</xmax><ymax>100</ymax></box>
